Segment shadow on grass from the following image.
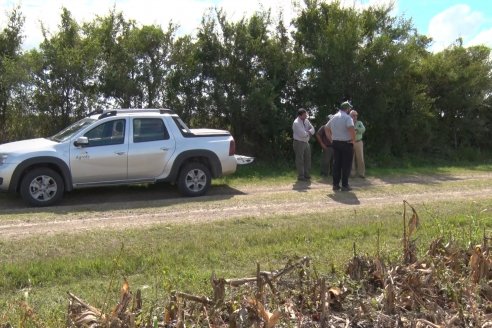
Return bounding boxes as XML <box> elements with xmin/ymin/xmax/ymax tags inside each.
<box><xmin>292</xmin><ymin>179</ymin><xmax>312</xmax><ymax>192</ymax></box>
<box><xmin>373</xmin><ymin>172</ymin><xmax>464</xmax><ymax>186</ymax></box>
<box><xmin>292</xmin><ymin>174</ymin><xmax>336</xmax><ymax>191</ymax></box>
<box><xmin>328</xmin><ymin>190</ymin><xmax>360</xmax><ymax>205</ymax></box>
<box><xmin>321</xmin><ymin>171</ymin><xmax>467</xmax><ymax>189</ymax></box>
<box><xmin>0</xmin><ymin>183</ymin><xmax>244</xmax><ymax>215</ymax></box>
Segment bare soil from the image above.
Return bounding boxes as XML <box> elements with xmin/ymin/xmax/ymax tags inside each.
<box><xmin>1</xmin><ymin>172</ymin><xmax>491</xmax><ymax>240</ymax></box>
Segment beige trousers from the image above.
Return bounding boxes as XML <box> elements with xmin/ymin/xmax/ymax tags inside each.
<box><xmin>352</xmin><ymin>140</ymin><xmax>365</xmax><ymax>177</ymax></box>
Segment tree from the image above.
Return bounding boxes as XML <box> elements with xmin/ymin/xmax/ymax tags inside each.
<box><xmin>85</xmin><ymin>10</ymin><xmax>139</xmax><ymax>108</ymax></box>
<box><xmin>293</xmin><ymin>0</ymin><xmax>361</xmax><ymax>122</ymax></box>
<box><xmin>84</xmin><ymin>10</ymin><xmax>176</xmax><ymax>109</ymax></box>
<box><xmin>129</xmin><ymin>23</ymin><xmax>176</xmax><ymax>108</ymax></box>
<box><xmin>31</xmin><ymin>8</ymin><xmax>98</xmax><ymax>134</ymax></box>
<box><xmin>0</xmin><ymin>6</ymin><xmax>25</xmax><ymax>142</ymax></box>
<box><xmin>421</xmin><ymin>43</ymin><xmax>492</xmax><ymax>152</ymax></box>
<box><xmin>294</xmin><ymin>0</ymin><xmax>434</xmax><ymax>158</ymax></box>
<box><xmin>165</xmin><ymin>33</ymin><xmax>205</xmax><ymax>122</ymax></box>
<box><xmin>355</xmin><ymin>5</ymin><xmax>434</xmax><ymax>156</ymax></box>
<box><xmin>182</xmin><ymin>8</ymin><xmax>299</xmax><ymax>157</ymax></box>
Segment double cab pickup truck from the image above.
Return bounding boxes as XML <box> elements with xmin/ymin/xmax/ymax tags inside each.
<box><xmin>0</xmin><ymin>109</ymin><xmax>253</xmax><ymax>206</ymax></box>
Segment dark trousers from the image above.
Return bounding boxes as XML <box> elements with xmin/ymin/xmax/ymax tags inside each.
<box><xmin>332</xmin><ymin>141</ymin><xmax>353</xmax><ymax>187</ymax></box>
<box><xmin>320</xmin><ymin>146</ymin><xmax>334</xmax><ymax>176</ymax></box>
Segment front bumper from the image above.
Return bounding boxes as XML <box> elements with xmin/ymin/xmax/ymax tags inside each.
<box><xmin>0</xmin><ymin>163</ymin><xmax>16</xmax><ymax>191</ymax></box>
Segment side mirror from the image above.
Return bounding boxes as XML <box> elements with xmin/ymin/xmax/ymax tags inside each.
<box><xmin>74</xmin><ymin>136</ymin><xmax>89</xmax><ymax>147</ymax></box>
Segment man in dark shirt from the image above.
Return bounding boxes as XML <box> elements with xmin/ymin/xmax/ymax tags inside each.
<box><xmin>315</xmin><ymin>115</ymin><xmax>334</xmax><ymax>177</ymax></box>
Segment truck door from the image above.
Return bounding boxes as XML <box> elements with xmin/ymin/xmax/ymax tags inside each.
<box><xmin>70</xmin><ymin>119</ymin><xmax>128</xmax><ymax>184</ymax></box>
<box><xmin>127</xmin><ymin>118</ymin><xmax>176</xmax><ymax>179</ymax></box>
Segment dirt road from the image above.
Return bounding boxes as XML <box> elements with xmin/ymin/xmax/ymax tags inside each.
<box><xmin>1</xmin><ymin>172</ymin><xmax>491</xmax><ymax>240</ymax></box>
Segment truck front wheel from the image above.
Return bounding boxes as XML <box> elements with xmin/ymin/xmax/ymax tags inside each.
<box><xmin>177</xmin><ymin>163</ymin><xmax>211</xmax><ymax>197</ymax></box>
<box><xmin>20</xmin><ymin>168</ymin><xmax>65</xmax><ymax>206</ymax></box>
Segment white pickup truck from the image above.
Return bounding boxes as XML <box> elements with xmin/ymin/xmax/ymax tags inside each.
<box><xmin>0</xmin><ymin>109</ymin><xmax>253</xmax><ymax>206</ymax></box>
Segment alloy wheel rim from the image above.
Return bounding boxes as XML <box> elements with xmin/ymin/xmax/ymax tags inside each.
<box><xmin>29</xmin><ymin>175</ymin><xmax>57</xmax><ymax>201</ymax></box>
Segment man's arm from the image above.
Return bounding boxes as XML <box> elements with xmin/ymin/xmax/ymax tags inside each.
<box><xmin>293</xmin><ymin>120</ymin><xmax>309</xmax><ymax>138</ymax></box>
<box><xmin>315</xmin><ymin>130</ymin><xmax>327</xmax><ymax>149</ymax></box>
<box><xmin>306</xmin><ymin>119</ymin><xmax>315</xmax><ymax>135</ymax></box>
<box><xmin>324</xmin><ymin>125</ymin><xmax>332</xmax><ymax>143</ymax></box>
<box><xmin>357</xmin><ymin>121</ymin><xmax>366</xmax><ymax>134</ymax></box>
<box><xmin>348</xmin><ymin>126</ymin><xmax>356</xmax><ymax>143</ymax></box>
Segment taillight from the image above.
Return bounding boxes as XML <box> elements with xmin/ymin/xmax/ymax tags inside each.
<box><xmin>229</xmin><ymin>139</ymin><xmax>236</xmax><ymax>156</ymax></box>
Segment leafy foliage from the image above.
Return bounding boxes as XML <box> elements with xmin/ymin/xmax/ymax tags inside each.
<box><xmin>0</xmin><ymin>2</ymin><xmax>491</xmax><ymax>160</ymax></box>
<box><xmin>0</xmin><ymin>6</ymin><xmax>25</xmax><ymax>141</ymax></box>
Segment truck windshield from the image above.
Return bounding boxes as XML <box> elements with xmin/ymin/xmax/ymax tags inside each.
<box><xmin>50</xmin><ymin>118</ymin><xmax>97</xmax><ymax>142</ymax></box>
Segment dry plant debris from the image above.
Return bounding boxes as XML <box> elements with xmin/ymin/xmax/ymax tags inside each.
<box><xmin>65</xmin><ymin>244</ymin><xmax>492</xmax><ymax>326</ymax></box>
<box><xmin>5</xmin><ymin>201</ymin><xmax>492</xmax><ymax>328</ymax></box>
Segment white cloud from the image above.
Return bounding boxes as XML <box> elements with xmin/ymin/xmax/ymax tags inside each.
<box><xmin>468</xmin><ymin>28</ymin><xmax>492</xmax><ymax>49</ymax></box>
<box><xmin>10</xmin><ymin>0</ymin><xmax>215</xmax><ymax>49</ymax></box>
<box><xmin>218</xmin><ymin>0</ymin><xmax>299</xmax><ymax>21</ymax></box>
<box><xmin>2</xmin><ymin>0</ymin><xmax>122</xmax><ymax>49</ymax></box>
<box><xmin>115</xmin><ymin>0</ymin><xmax>211</xmax><ymax>33</ymax></box>
<box><xmin>428</xmin><ymin>4</ymin><xmax>485</xmax><ymax>52</ymax></box>
<box><xmin>7</xmin><ymin>0</ymin><xmax>489</xmax><ymax>53</ymax></box>
<box><xmin>0</xmin><ymin>0</ymin><xmax>304</xmax><ymax>50</ymax></box>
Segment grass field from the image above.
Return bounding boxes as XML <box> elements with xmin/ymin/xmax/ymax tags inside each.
<box><xmin>1</xmin><ymin>161</ymin><xmax>491</xmax><ymax>326</ymax></box>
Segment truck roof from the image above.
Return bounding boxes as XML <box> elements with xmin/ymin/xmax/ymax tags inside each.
<box><xmin>87</xmin><ymin>108</ymin><xmax>177</xmax><ymax>120</ymax></box>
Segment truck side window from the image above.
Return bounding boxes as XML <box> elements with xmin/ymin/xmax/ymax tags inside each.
<box><xmin>133</xmin><ymin>118</ymin><xmax>169</xmax><ymax>143</ymax></box>
<box><xmin>84</xmin><ymin>119</ymin><xmax>125</xmax><ymax>146</ymax></box>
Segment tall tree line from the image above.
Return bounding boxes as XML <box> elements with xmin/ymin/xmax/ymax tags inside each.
<box><xmin>1</xmin><ymin>1</ymin><xmax>491</xmax><ymax>160</ymax></box>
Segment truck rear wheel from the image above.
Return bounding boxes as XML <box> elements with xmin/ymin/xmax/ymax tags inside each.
<box><xmin>20</xmin><ymin>168</ymin><xmax>64</xmax><ymax>206</ymax></box>
<box><xmin>177</xmin><ymin>163</ymin><xmax>211</xmax><ymax>197</ymax></box>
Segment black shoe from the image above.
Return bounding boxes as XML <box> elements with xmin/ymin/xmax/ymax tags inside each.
<box><xmin>359</xmin><ymin>175</ymin><xmax>366</xmax><ymax>179</ymax></box>
<box><xmin>341</xmin><ymin>186</ymin><xmax>352</xmax><ymax>192</ymax></box>
<box><xmin>305</xmin><ymin>175</ymin><xmax>311</xmax><ymax>180</ymax></box>
<box><xmin>297</xmin><ymin>177</ymin><xmax>307</xmax><ymax>181</ymax></box>
<box><xmin>332</xmin><ymin>185</ymin><xmax>341</xmax><ymax>191</ymax></box>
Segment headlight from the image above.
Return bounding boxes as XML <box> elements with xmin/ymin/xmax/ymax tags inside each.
<box><xmin>0</xmin><ymin>154</ymin><xmax>8</xmax><ymax>165</ymax></box>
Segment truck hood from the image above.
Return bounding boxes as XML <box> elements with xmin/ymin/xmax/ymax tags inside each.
<box><xmin>0</xmin><ymin>138</ymin><xmax>59</xmax><ymax>154</ymax></box>
<box><xmin>190</xmin><ymin>128</ymin><xmax>230</xmax><ymax>135</ymax></box>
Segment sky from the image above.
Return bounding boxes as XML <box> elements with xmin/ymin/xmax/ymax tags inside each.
<box><xmin>0</xmin><ymin>0</ymin><xmax>491</xmax><ymax>53</ymax></box>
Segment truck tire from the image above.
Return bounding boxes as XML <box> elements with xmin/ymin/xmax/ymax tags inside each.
<box><xmin>177</xmin><ymin>162</ymin><xmax>211</xmax><ymax>197</ymax></box>
<box><xmin>20</xmin><ymin>168</ymin><xmax>65</xmax><ymax>206</ymax></box>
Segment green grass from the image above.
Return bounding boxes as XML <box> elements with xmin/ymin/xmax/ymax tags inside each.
<box><xmin>1</xmin><ymin>161</ymin><xmax>492</xmax><ymax>326</ymax></box>
<box><xmin>221</xmin><ymin>155</ymin><xmax>492</xmax><ymax>185</ymax></box>
<box><xmin>1</xmin><ymin>199</ymin><xmax>491</xmax><ymax>325</ymax></box>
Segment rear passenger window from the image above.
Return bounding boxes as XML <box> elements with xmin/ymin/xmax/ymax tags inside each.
<box><xmin>133</xmin><ymin>118</ymin><xmax>169</xmax><ymax>142</ymax></box>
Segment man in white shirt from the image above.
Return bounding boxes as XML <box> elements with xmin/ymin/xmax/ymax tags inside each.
<box><xmin>292</xmin><ymin>108</ymin><xmax>315</xmax><ymax>181</ymax></box>
<box><xmin>325</xmin><ymin>101</ymin><xmax>356</xmax><ymax>191</ymax></box>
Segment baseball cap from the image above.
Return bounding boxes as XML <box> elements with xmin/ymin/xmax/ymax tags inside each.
<box><xmin>340</xmin><ymin>101</ymin><xmax>353</xmax><ymax>110</ymax></box>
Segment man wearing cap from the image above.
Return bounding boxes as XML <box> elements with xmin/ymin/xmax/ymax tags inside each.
<box><xmin>325</xmin><ymin>101</ymin><xmax>356</xmax><ymax>191</ymax></box>
<box><xmin>315</xmin><ymin>114</ymin><xmax>334</xmax><ymax>177</ymax></box>
<box><xmin>292</xmin><ymin>108</ymin><xmax>315</xmax><ymax>181</ymax></box>
<box><xmin>350</xmin><ymin>110</ymin><xmax>366</xmax><ymax>178</ymax></box>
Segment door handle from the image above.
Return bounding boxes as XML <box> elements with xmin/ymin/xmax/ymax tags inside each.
<box><xmin>160</xmin><ymin>147</ymin><xmax>169</xmax><ymax>151</ymax></box>
<box><xmin>115</xmin><ymin>152</ymin><xmax>126</xmax><ymax>156</ymax></box>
